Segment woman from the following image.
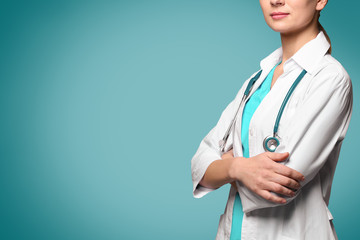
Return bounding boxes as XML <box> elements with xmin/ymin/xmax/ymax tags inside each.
<box><xmin>191</xmin><ymin>0</ymin><xmax>353</xmax><ymax>239</ymax></box>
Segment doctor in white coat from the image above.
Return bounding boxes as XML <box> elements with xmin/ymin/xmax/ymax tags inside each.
<box><xmin>191</xmin><ymin>0</ymin><xmax>353</xmax><ymax>239</ymax></box>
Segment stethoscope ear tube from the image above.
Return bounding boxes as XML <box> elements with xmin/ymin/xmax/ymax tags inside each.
<box><xmin>219</xmin><ymin>95</ymin><xmax>246</xmax><ymax>153</ymax></box>
<box><xmin>219</xmin><ymin>70</ymin><xmax>263</xmax><ymax>153</ymax></box>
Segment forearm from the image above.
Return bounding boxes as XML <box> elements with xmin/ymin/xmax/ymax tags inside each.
<box><xmin>199</xmin><ymin>157</ymin><xmax>237</xmax><ymax>189</ymax></box>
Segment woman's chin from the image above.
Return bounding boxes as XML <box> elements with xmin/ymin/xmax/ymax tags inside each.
<box><xmin>267</xmin><ymin>25</ymin><xmax>293</xmax><ymax>34</ymax></box>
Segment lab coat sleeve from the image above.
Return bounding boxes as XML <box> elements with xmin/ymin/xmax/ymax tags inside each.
<box><xmin>239</xmin><ymin>68</ymin><xmax>353</xmax><ymax>213</ymax></box>
<box><xmin>191</xmin><ymin>75</ymin><xmax>253</xmax><ymax>198</ymax></box>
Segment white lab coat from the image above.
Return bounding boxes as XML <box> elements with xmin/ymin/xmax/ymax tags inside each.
<box><xmin>191</xmin><ymin>31</ymin><xmax>353</xmax><ymax>240</ymax></box>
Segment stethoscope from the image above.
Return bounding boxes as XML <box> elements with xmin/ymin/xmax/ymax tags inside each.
<box><xmin>219</xmin><ymin>67</ymin><xmax>307</xmax><ymax>153</ymax></box>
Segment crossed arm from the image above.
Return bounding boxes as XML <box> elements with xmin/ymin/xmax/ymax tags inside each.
<box><xmin>199</xmin><ymin>149</ymin><xmax>304</xmax><ymax>204</ymax></box>
<box><xmin>192</xmin><ymin>69</ymin><xmax>353</xmax><ymax>211</ymax></box>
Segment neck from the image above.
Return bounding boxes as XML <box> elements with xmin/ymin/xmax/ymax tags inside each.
<box><xmin>280</xmin><ymin>23</ymin><xmax>320</xmax><ymax>64</ymax></box>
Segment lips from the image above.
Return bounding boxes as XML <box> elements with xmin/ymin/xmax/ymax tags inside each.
<box><xmin>270</xmin><ymin>12</ymin><xmax>289</xmax><ymax>19</ymax></box>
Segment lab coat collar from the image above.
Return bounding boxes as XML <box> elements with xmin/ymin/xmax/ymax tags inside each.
<box><xmin>260</xmin><ymin>31</ymin><xmax>330</xmax><ymax>75</ymax></box>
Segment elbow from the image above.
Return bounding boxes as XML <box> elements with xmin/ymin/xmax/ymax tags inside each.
<box><xmin>239</xmin><ymin>186</ymin><xmax>302</xmax><ymax>214</ymax></box>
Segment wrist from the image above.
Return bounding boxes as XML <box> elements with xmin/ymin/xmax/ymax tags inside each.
<box><xmin>228</xmin><ymin>156</ymin><xmax>245</xmax><ymax>183</ymax></box>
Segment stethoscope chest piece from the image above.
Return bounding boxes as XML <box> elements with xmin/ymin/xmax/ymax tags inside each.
<box><xmin>219</xmin><ymin>68</ymin><xmax>307</xmax><ymax>154</ymax></box>
<box><xmin>263</xmin><ymin>135</ymin><xmax>280</xmax><ymax>152</ymax></box>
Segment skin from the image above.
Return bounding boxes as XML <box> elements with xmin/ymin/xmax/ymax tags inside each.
<box><xmin>262</xmin><ymin>0</ymin><xmax>328</xmax><ymax>87</ymax></box>
<box><xmin>199</xmin><ymin>0</ymin><xmax>328</xmax><ymax>204</ymax></box>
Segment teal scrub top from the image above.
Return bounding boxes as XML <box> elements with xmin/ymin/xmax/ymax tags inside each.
<box><xmin>229</xmin><ymin>63</ymin><xmax>280</xmax><ymax>240</ymax></box>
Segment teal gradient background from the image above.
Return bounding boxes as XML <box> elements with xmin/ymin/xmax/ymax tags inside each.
<box><xmin>1</xmin><ymin>0</ymin><xmax>359</xmax><ymax>239</ymax></box>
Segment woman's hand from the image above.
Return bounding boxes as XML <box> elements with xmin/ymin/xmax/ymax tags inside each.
<box><xmin>223</xmin><ymin>150</ymin><xmax>305</xmax><ymax>204</ymax></box>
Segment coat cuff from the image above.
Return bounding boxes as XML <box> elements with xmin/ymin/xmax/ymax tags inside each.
<box><xmin>192</xmin><ymin>152</ymin><xmax>220</xmax><ymax>198</ymax></box>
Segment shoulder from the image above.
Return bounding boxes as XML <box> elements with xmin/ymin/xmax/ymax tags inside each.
<box><xmin>304</xmin><ymin>54</ymin><xmax>353</xmax><ymax>110</ymax></box>
<box><xmin>312</xmin><ymin>54</ymin><xmax>351</xmax><ymax>90</ymax></box>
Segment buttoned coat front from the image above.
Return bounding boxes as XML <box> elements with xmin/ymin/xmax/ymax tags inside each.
<box><xmin>191</xmin><ymin>31</ymin><xmax>353</xmax><ymax>240</ymax></box>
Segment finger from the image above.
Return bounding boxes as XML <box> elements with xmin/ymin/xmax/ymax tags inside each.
<box><xmin>270</xmin><ymin>174</ymin><xmax>301</xmax><ymax>190</ymax></box>
<box><xmin>274</xmin><ymin>164</ymin><xmax>305</xmax><ymax>182</ymax></box>
<box><xmin>258</xmin><ymin>189</ymin><xmax>286</xmax><ymax>204</ymax></box>
<box><xmin>265</xmin><ymin>182</ymin><xmax>295</xmax><ymax>197</ymax></box>
<box><xmin>266</xmin><ymin>152</ymin><xmax>289</xmax><ymax>162</ymax></box>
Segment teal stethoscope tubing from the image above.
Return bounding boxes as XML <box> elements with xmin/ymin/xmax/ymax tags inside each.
<box><xmin>273</xmin><ymin>69</ymin><xmax>306</xmax><ymax>135</ymax></box>
<box><xmin>219</xmin><ymin>68</ymin><xmax>307</xmax><ymax>153</ymax></box>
